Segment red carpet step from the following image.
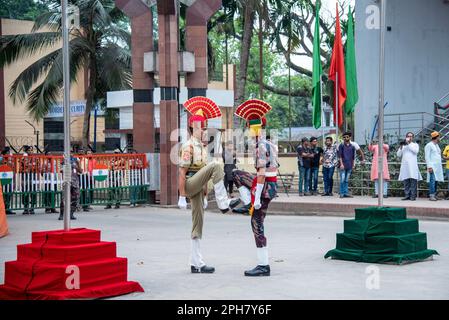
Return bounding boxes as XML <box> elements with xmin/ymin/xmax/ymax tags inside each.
<box><xmin>0</xmin><ymin>228</ymin><xmax>144</xmax><ymax>300</ymax></box>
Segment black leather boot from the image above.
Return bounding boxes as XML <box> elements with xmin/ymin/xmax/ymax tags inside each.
<box><xmin>244</xmin><ymin>265</ymin><xmax>270</xmax><ymax>277</ymax></box>
<box><xmin>70</xmin><ymin>212</ymin><xmax>77</xmax><ymax>220</ymax></box>
<box><xmin>191</xmin><ymin>265</ymin><xmax>215</xmax><ymax>274</ymax></box>
<box><xmin>58</xmin><ymin>213</ymin><xmax>63</xmax><ymax>220</ymax></box>
<box><xmin>233</xmin><ymin>203</ymin><xmax>251</xmax><ymax>214</ymax></box>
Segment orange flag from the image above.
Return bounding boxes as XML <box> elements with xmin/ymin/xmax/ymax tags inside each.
<box><xmin>0</xmin><ymin>181</ymin><xmax>9</xmax><ymax>238</ymax></box>
<box><xmin>328</xmin><ymin>4</ymin><xmax>347</xmax><ymax>128</ymax></box>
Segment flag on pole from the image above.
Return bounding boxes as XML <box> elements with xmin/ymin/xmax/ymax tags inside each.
<box><xmin>345</xmin><ymin>5</ymin><xmax>358</xmax><ymax>115</ymax></box>
<box><xmin>328</xmin><ymin>3</ymin><xmax>347</xmax><ymax>128</ymax></box>
<box><xmin>312</xmin><ymin>2</ymin><xmax>323</xmax><ymax>129</ymax></box>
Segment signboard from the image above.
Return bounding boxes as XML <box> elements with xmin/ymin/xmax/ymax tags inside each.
<box><xmin>46</xmin><ymin>101</ymin><xmax>105</xmax><ymax>118</ymax></box>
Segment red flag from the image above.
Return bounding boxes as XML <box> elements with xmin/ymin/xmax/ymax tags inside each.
<box><xmin>328</xmin><ymin>4</ymin><xmax>347</xmax><ymax>128</ymax></box>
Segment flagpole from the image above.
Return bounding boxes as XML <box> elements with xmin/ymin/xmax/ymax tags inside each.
<box><xmin>61</xmin><ymin>0</ymin><xmax>71</xmax><ymax>231</ymax></box>
<box><xmin>321</xmin><ymin>75</ymin><xmax>325</xmax><ymax>147</ymax></box>
<box><xmin>378</xmin><ymin>0</ymin><xmax>387</xmax><ymax>207</ymax></box>
<box><xmin>336</xmin><ymin>72</ymin><xmax>339</xmax><ymax>143</ymax></box>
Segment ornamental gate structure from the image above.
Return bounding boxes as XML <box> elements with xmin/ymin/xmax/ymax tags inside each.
<box><xmin>115</xmin><ymin>0</ymin><xmax>222</xmax><ymax>205</ymax></box>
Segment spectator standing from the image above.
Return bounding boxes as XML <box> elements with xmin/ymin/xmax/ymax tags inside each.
<box><xmin>397</xmin><ymin>132</ymin><xmax>422</xmax><ymax>201</ymax></box>
<box><xmin>425</xmin><ymin>132</ymin><xmax>444</xmax><ymax>201</ymax></box>
<box><xmin>1</xmin><ymin>147</ymin><xmax>14</xmax><ymax>215</ymax></box>
<box><xmin>296</xmin><ymin>138</ymin><xmax>312</xmax><ymax>196</ymax></box>
<box><xmin>21</xmin><ymin>145</ymin><xmax>37</xmax><ymax>214</ymax></box>
<box><xmin>222</xmin><ymin>141</ymin><xmax>237</xmax><ymax>196</ymax></box>
<box><xmin>58</xmin><ymin>156</ymin><xmax>81</xmax><ymax>220</ymax></box>
<box><xmin>322</xmin><ymin>137</ymin><xmax>338</xmax><ymax>196</ymax></box>
<box><xmin>337</xmin><ymin>132</ymin><xmax>356</xmax><ymax>198</ymax></box>
<box><xmin>369</xmin><ymin>140</ymin><xmax>390</xmax><ymax>198</ymax></box>
<box><xmin>309</xmin><ymin>137</ymin><xmax>323</xmax><ymax>195</ymax></box>
<box><xmin>443</xmin><ymin>143</ymin><xmax>449</xmax><ymax>200</ymax></box>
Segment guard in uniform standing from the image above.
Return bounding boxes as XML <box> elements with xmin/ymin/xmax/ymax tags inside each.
<box><xmin>232</xmin><ymin>99</ymin><xmax>279</xmax><ymax>277</ymax></box>
<box><xmin>178</xmin><ymin>97</ymin><xmax>240</xmax><ymax>274</ymax></box>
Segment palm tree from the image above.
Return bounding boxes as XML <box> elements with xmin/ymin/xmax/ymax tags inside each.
<box><xmin>0</xmin><ymin>0</ymin><xmax>131</xmax><ymax>149</ymax></box>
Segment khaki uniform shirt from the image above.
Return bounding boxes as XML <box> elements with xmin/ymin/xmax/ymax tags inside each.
<box><xmin>179</xmin><ymin>137</ymin><xmax>208</xmax><ymax>173</ymax></box>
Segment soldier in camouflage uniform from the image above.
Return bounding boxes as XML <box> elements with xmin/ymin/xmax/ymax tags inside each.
<box><xmin>59</xmin><ymin>156</ymin><xmax>81</xmax><ymax>220</ymax></box>
<box><xmin>232</xmin><ymin>99</ymin><xmax>278</xmax><ymax>277</ymax></box>
<box><xmin>178</xmin><ymin>97</ymin><xmax>240</xmax><ymax>274</ymax></box>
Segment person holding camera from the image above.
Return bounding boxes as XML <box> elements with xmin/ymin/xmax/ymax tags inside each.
<box><xmin>397</xmin><ymin>132</ymin><xmax>422</xmax><ymax>201</ymax></box>
<box><xmin>425</xmin><ymin>132</ymin><xmax>444</xmax><ymax>201</ymax></box>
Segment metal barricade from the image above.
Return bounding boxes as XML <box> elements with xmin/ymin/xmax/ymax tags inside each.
<box><xmin>0</xmin><ymin>154</ymin><xmax>149</xmax><ymax>212</ymax></box>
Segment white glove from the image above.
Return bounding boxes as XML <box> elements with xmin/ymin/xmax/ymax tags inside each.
<box><xmin>254</xmin><ymin>183</ymin><xmax>264</xmax><ymax>210</ymax></box>
<box><xmin>178</xmin><ymin>196</ymin><xmax>187</xmax><ymax>210</ymax></box>
<box><xmin>203</xmin><ymin>198</ymin><xmax>208</xmax><ymax>209</ymax></box>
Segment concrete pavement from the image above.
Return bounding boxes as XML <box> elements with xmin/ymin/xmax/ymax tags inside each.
<box><xmin>1</xmin><ymin>206</ymin><xmax>448</xmax><ymax>299</ymax></box>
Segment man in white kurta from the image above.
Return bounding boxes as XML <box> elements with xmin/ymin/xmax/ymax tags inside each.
<box><xmin>397</xmin><ymin>132</ymin><xmax>422</xmax><ymax>201</ymax></box>
<box><xmin>424</xmin><ymin>132</ymin><xmax>444</xmax><ymax>201</ymax></box>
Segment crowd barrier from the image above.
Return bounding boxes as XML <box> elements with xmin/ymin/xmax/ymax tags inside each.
<box><xmin>0</xmin><ymin>154</ymin><xmax>149</xmax><ymax>212</ymax></box>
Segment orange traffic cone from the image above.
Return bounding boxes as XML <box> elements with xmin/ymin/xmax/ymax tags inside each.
<box><xmin>0</xmin><ymin>181</ymin><xmax>9</xmax><ymax>238</ymax></box>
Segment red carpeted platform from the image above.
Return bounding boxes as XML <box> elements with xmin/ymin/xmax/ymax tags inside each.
<box><xmin>0</xmin><ymin>228</ymin><xmax>144</xmax><ymax>300</ymax></box>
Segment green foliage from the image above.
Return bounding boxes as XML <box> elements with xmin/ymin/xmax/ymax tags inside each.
<box><xmin>0</xmin><ymin>0</ymin><xmax>49</xmax><ymax>20</ymax></box>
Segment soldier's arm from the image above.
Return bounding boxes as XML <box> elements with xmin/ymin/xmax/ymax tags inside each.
<box><xmin>179</xmin><ymin>167</ymin><xmax>188</xmax><ymax>197</ymax></box>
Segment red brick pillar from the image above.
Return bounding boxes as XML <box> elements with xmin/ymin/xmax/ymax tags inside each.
<box><xmin>157</xmin><ymin>1</ymin><xmax>179</xmax><ymax>205</ymax></box>
<box><xmin>185</xmin><ymin>0</ymin><xmax>222</xmax><ymax>98</ymax></box>
<box><xmin>131</xmin><ymin>11</ymin><xmax>155</xmax><ymax>154</ymax></box>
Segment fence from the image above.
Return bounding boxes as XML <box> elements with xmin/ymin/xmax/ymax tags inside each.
<box><xmin>0</xmin><ymin>153</ymin><xmax>149</xmax><ymax>212</ymax></box>
<box><xmin>280</xmin><ymin>161</ymin><xmax>448</xmax><ymax>197</ymax></box>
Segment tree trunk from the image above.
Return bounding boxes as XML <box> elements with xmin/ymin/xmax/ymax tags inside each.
<box><xmin>82</xmin><ymin>56</ymin><xmax>96</xmax><ymax>149</ymax></box>
<box><xmin>234</xmin><ymin>0</ymin><xmax>256</xmax><ymax>122</ymax></box>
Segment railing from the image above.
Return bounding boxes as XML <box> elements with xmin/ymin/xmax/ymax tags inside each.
<box><xmin>383</xmin><ymin>111</ymin><xmax>449</xmax><ymax>143</ymax></box>
<box><xmin>0</xmin><ymin>153</ymin><xmax>149</xmax><ymax>212</ymax></box>
<box><xmin>278</xmin><ymin>161</ymin><xmax>448</xmax><ymax>198</ymax></box>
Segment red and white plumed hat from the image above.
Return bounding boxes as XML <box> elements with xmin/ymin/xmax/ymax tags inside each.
<box><xmin>235</xmin><ymin>99</ymin><xmax>272</xmax><ymax>128</ymax></box>
<box><xmin>183</xmin><ymin>96</ymin><xmax>221</xmax><ymax>127</ymax></box>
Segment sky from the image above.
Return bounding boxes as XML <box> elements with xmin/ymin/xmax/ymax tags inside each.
<box><xmin>291</xmin><ymin>0</ymin><xmax>355</xmax><ymax>71</ymax></box>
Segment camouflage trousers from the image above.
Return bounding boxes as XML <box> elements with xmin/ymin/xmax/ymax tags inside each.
<box><xmin>60</xmin><ymin>184</ymin><xmax>80</xmax><ymax>214</ymax></box>
<box><xmin>232</xmin><ymin>170</ymin><xmax>277</xmax><ymax>248</ymax></box>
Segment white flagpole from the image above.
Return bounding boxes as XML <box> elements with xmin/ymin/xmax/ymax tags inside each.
<box><xmin>378</xmin><ymin>0</ymin><xmax>387</xmax><ymax>207</ymax></box>
<box><xmin>321</xmin><ymin>75</ymin><xmax>325</xmax><ymax>147</ymax></box>
<box><xmin>62</xmin><ymin>0</ymin><xmax>71</xmax><ymax>231</ymax></box>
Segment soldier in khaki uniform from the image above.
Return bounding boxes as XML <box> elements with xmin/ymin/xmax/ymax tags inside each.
<box><xmin>178</xmin><ymin>97</ymin><xmax>239</xmax><ymax>274</ymax></box>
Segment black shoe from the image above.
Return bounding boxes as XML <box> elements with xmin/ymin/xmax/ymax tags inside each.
<box><xmin>22</xmin><ymin>210</ymin><xmax>29</xmax><ymax>215</ymax></box>
<box><xmin>410</xmin><ymin>198</ymin><xmax>416</xmax><ymax>201</ymax></box>
<box><xmin>83</xmin><ymin>207</ymin><xmax>90</xmax><ymax>212</ymax></box>
<box><xmin>114</xmin><ymin>204</ymin><xmax>120</xmax><ymax>209</ymax></box>
<box><xmin>244</xmin><ymin>265</ymin><xmax>270</xmax><ymax>277</ymax></box>
<box><xmin>402</xmin><ymin>197</ymin><xmax>410</xmax><ymax>201</ymax></box>
<box><xmin>343</xmin><ymin>195</ymin><xmax>353</xmax><ymax>198</ymax></box>
<box><xmin>50</xmin><ymin>208</ymin><xmax>58</xmax><ymax>213</ymax></box>
<box><xmin>232</xmin><ymin>203</ymin><xmax>251</xmax><ymax>214</ymax></box>
<box><xmin>105</xmin><ymin>205</ymin><xmax>112</xmax><ymax>209</ymax></box>
<box><xmin>29</xmin><ymin>209</ymin><xmax>35</xmax><ymax>215</ymax></box>
<box><xmin>220</xmin><ymin>199</ymin><xmax>240</xmax><ymax>214</ymax></box>
<box><xmin>45</xmin><ymin>208</ymin><xmax>51</xmax><ymax>213</ymax></box>
<box><xmin>70</xmin><ymin>214</ymin><xmax>77</xmax><ymax>220</ymax></box>
<box><xmin>191</xmin><ymin>265</ymin><xmax>215</xmax><ymax>274</ymax></box>
<box><xmin>6</xmin><ymin>210</ymin><xmax>15</xmax><ymax>215</ymax></box>
<box><xmin>58</xmin><ymin>214</ymin><xmax>63</xmax><ymax>220</ymax></box>
<box><xmin>372</xmin><ymin>194</ymin><xmax>378</xmax><ymax>198</ymax></box>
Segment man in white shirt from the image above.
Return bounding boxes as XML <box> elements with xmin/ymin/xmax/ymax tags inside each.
<box><xmin>425</xmin><ymin>132</ymin><xmax>444</xmax><ymax>201</ymax></box>
<box><xmin>397</xmin><ymin>132</ymin><xmax>422</xmax><ymax>201</ymax></box>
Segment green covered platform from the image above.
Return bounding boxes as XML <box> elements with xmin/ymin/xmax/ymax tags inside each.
<box><xmin>325</xmin><ymin>207</ymin><xmax>439</xmax><ymax>264</ymax></box>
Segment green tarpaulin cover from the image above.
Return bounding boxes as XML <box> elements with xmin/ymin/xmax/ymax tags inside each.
<box><xmin>325</xmin><ymin>207</ymin><xmax>438</xmax><ymax>264</ymax></box>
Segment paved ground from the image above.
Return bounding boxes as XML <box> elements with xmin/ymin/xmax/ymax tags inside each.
<box><xmin>1</xmin><ymin>206</ymin><xmax>449</xmax><ymax>300</ymax></box>
<box><xmin>269</xmin><ymin>194</ymin><xmax>449</xmax><ymax>220</ymax></box>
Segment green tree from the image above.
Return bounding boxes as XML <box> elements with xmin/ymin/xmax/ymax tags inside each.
<box><xmin>0</xmin><ymin>0</ymin><xmax>49</xmax><ymax>20</ymax></box>
<box><xmin>0</xmin><ymin>0</ymin><xmax>131</xmax><ymax>148</ymax></box>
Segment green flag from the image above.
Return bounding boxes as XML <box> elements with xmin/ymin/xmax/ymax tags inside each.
<box><xmin>312</xmin><ymin>2</ymin><xmax>323</xmax><ymax>129</ymax></box>
<box><xmin>345</xmin><ymin>6</ymin><xmax>358</xmax><ymax>115</ymax></box>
